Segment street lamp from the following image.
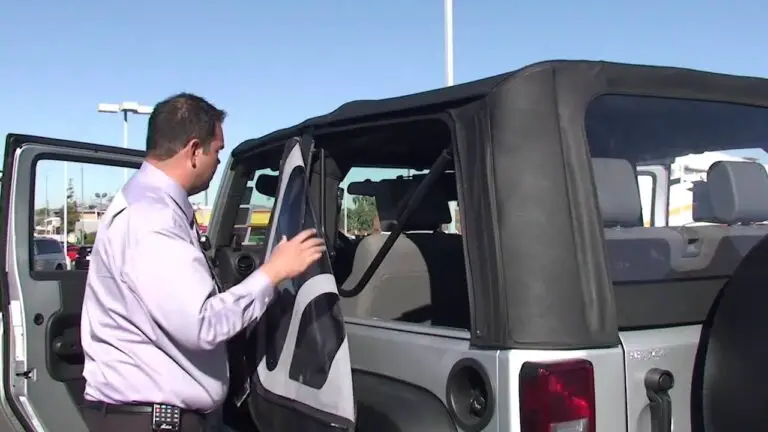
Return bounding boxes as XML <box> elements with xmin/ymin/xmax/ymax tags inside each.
<box><xmin>94</xmin><ymin>192</ymin><xmax>108</xmax><ymax>209</ymax></box>
<box><xmin>98</xmin><ymin>101</ymin><xmax>153</xmax><ymax>182</ymax></box>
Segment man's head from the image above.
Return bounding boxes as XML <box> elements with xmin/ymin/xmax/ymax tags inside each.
<box><xmin>145</xmin><ymin>93</ymin><xmax>226</xmax><ymax>196</ymax></box>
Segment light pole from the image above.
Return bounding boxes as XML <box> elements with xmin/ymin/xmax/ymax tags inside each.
<box><xmin>63</xmin><ymin>164</ymin><xmax>68</xmax><ymax>246</ymax></box>
<box><xmin>444</xmin><ymin>0</ymin><xmax>455</xmax><ymax>88</ymax></box>
<box><xmin>444</xmin><ymin>0</ymin><xmax>458</xmax><ymax>233</ymax></box>
<box><xmin>94</xmin><ymin>192</ymin><xmax>108</xmax><ymax>209</ymax></box>
<box><xmin>98</xmin><ymin>101</ymin><xmax>153</xmax><ymax>182</ymax></box>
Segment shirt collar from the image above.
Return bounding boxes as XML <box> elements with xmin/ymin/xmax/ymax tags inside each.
<box><xmin>138</xmin><ymin>162</ymin><xmax>195</xmax><ymax>224</ymax></box>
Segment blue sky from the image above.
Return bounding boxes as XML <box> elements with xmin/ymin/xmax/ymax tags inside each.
<box><xmin>3</xmin><ymin>0</ymin><xmax>767</xmax><ymax>208</ymax></box>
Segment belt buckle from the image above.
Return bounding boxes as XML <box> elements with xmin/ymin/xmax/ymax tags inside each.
<box><xmin>151</xmin><ymin>404</ymin><xmax>181</xmax><ymax>431</ymax></box>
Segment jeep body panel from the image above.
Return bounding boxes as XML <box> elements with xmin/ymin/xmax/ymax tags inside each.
<box><xmin>346</xmin><ymin>319</ymin><xmax>628</xmax><ymax>431</ymax></box>
<box><xmin>620</xmin><ymin>326</ymin><xmax>701</xmax><ymax>432</ymax></box>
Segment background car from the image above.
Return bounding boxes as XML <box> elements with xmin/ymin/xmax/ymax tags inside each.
<box><xmin>73</xmin><ymin>245</ymin><xmax>93</xmax><ymax>271</ymax></box>
<box><xmin>33</xmin><ymin>237</ymin><xmax>67</xmax><ymax>270</ymax></box>
<box><xmin>66</xmin><ymin>244</ymin><xmax>80</xmax><ymax>262</ymax></box>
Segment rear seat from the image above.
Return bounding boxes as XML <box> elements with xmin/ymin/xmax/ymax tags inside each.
<box><xmin>339</xmin><ymin>177</ymin><xmax>469</xmax><ymax>329</ymax></box>
<box><xmin>593</xmin><ymin>158</ymin><xmax>686</xmax><ymax>282</ymax></box>
<box><xmin>680</xmin><ymin>160</ymin><xmax>768</xmax><ymax>276</ymax></box>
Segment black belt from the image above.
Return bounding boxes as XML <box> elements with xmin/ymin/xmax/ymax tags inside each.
<box><xmin>81</xmin><ymin>400</ymin><xmax>205</xmax><ymax>418</ymax></box>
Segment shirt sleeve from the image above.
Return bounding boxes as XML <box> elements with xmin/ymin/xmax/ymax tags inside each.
<box><xmin>120</xmin><ymin>210</ymin><xmax>274</xmax><ymax>351</ymax></box>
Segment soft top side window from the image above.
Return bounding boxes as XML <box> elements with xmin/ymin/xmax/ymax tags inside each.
<box><xmin>586</xmin><ymin>94</ymin><xmax>768</xmax><ymax>328</ymax></box>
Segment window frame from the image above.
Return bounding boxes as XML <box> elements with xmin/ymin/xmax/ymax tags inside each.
<box><xmin>30</xmin><ymin>155</ymin><xmax>141</xmax><ymax>279</ymax></box>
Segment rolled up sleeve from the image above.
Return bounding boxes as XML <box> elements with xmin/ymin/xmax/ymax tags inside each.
<box><xmin>121</xmin><ymin>209</ymin><xmax>274</xmax><ymax>350</ymax></box>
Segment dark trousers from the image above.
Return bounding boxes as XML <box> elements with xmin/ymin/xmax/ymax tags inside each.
<box><xmin>81</xmin><ymin>406</ymin><xmax>207</xmax><ymax>432</ymax></box>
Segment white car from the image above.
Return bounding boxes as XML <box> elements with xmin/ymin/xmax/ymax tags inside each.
<box><xmin>32</xmin><ymin>237</ymin><xmax>67</xmax><ymax>271</ymax></box>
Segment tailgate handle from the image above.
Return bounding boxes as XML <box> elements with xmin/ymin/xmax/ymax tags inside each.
<box><xmin>644</xmin><ymin>368</ymin><xmax>675</xmax><ymax>432</ymax></box>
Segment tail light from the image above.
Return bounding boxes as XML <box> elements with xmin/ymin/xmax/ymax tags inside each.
<box><xmin>519</xmin><ymin>359</ymin><xmax>596</xmax><ymax>432</ymax></box>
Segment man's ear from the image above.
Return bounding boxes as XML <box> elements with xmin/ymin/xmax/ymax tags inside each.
<box><xmin>187</xmin><ymin>139</ymin><xmax>202</xmax><ymax>168</ymax></box>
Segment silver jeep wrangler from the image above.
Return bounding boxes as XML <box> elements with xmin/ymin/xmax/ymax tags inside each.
<box><xmin>2</xmin><ymin>60</ymin><xmax>767</xmax><ymax>432</ymax></box>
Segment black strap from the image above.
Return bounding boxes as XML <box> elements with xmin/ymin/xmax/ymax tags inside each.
<box><xmin>189</xmin><ymin>218</ymin><xmax>252</xmax><ymax>406</ymax></box>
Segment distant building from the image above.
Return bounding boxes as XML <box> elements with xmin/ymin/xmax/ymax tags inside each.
<box><xmin>194</xmin><ymin>204</ymin><xmax>272</xmax><ymax>237</ymax></box>
<box><xmin>35</xmin><ymin>217</ymin><xmax>61</xmax><ymax>237</ymax></box>
<box><xmin>74</xmin><ymin>209</ymin><xmax>106</xmax><ymax>234</ymax></box>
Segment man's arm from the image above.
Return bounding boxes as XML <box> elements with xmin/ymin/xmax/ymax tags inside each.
<box><xmin>121</xmin><ymin>220</ymin><xmax>275</xmax><ymax>351</ymax></box>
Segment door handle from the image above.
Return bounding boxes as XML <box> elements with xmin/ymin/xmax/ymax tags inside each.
<box><xmin>644</xmin><ymin>368</ymin><xmax>674</xmax><ymax>432</ymax></box>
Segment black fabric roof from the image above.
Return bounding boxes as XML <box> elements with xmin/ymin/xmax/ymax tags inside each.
<box><xmin>231</xmin><ymin>68</ymin><xmax>514</xmax><ymax>158</ymax></box>
<box><xmin>232</xmin><ymin>59</ymin><xmax>768</xmax><ymax>158</ymax></box>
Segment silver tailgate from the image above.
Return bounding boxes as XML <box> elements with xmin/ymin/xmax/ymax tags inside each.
<box><xmin>620</xmin><ymin>325</ymin><xmax>701</xmax><ymax>432</ymax></box>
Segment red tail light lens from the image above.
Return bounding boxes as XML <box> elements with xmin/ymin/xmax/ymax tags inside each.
<box><xmin>519</xmin><ymin>359</ymin><xmax>596</xmax><ymax>432</ymax></box>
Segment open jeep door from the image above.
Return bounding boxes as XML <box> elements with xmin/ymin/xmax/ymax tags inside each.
<box><xmin>246</xmin><ymin>136</ymin><xmax>356</xmax><ymax>431</ymax></box>
<box><xmin>0</xmin><ymin>134</ymin><xmax>145</xmax><ymax>431</ymax></box>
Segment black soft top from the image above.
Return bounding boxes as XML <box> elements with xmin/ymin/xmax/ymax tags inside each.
<box><xmin>233</xmin><ymin>59</ymin><xmax>768</xmax><ymax>159</ymax></box>
<box><xmin>233</xmin><ymin>60</ymin><xmax>768</xmax><ymax>349</ymax></box>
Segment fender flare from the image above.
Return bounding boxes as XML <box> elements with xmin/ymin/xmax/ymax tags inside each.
<box><xmin>353</xmin><ymin>370</ymin><xmax>457</xmax><ymax>432</ymax></box>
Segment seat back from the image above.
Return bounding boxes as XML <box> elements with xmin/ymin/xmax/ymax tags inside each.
<box><xmin>594</xmin><ymin>158</ymin><xmax>685</xmax><ymax>281</ymax></box>
<box><xmin>682</xmin><ymin>161</ymin><xmax>768</xmax><ymax>277</ymax></box>
<box><xmin>340</xmin><ymin>177</ymin><xmax>469</xmax><ymax>329</ymax></box>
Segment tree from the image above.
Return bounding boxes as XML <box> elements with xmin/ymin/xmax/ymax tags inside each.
<box><xmin>59</xmin><ymin>178</ymin><xmax>79</xmax><ymax>235</ymax></box>
<box><xmin>346</xmin><ymin>195</ymin><xmax>377</xmax><ymax>234</ymax></box>
<box><xmin>84</xmin><ymin>231</ymin><xmax>97</xmax><ymax>245</ymax></box>
<box><xmin>34</xmin><ymin>207</ymin><xmax>51</xmax><ymax>227</ymax></box>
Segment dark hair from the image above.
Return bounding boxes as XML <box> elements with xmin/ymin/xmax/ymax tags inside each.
<box><xmin>146</xmin><ymin>92</ymin><xmax>226</xmax><ymax>160</ymax></box>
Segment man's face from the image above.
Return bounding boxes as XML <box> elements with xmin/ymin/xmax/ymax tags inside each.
<box><xmin>190</xmin><ymin>123</ymin><xmax>224</xmax><ymax>195</ymax></box>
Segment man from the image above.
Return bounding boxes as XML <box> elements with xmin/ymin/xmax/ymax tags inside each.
<box><xmin>79</xmin><ymin>93</ymin><xmax>324</xmax><ymax>431</ymax></box>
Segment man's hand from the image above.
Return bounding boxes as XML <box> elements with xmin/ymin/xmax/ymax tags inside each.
<box><xmin>260</xmin><ymin>229</ymin><xmax>326</xmax><ymax>286</ymax></box>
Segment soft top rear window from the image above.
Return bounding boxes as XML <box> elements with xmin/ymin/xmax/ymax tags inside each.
<box><xmin>586</xmin><ymin>95</ymin><xmax>768</xmax><ymax>329</ymax></box>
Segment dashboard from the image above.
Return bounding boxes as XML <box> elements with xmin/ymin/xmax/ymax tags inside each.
<box><xmin>212</xmin><ymin>230</ymin><xmax>361</xmax><ymax>289</ymax></box>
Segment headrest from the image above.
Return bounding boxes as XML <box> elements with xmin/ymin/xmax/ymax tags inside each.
<box><xmin>371</xmin><ymin>177</ymin><xmax>452</xmax><ymax>232</ymax></box>
<box><xmin>592</xmin><ymin>158</ymin><xmax>643</xmax><ymax>227</ymax></box>
<box><xmin>691</xmin><ymin>180</ymin><xmax>715</xmax><ymax>222</ymax></box>
<box><xmin>705</xmin><ymin>161</ymin><xmax>768</xmax><ymax>224</ymax></box>
<box><xmin>349</xmin><ymin>172</ymin><xmax>458</xmax><ymax>202</ymax></box>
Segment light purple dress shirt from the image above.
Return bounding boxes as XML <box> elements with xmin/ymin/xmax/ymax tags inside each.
<box><xmin>81</xmin><ymin>162</ymin><xmax>274</xmax><ymax>411</ymax></box>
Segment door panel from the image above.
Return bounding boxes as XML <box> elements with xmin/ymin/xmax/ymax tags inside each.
<box><xmin>0</xmin><ymin>134</ymin><xmax>144</xmax><ymax>431</ymax></box>
<box><xmin>247</xmin><ymin>138</ymin><xmax>355</xmax><ymax>431</ymax></box>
